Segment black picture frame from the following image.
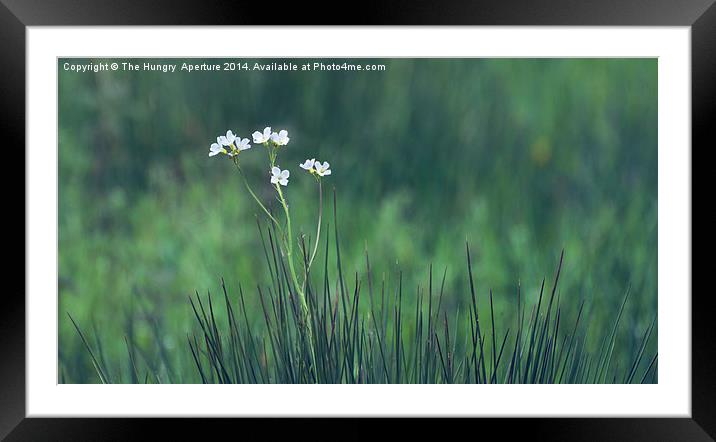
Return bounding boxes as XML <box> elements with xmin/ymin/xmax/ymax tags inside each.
<box><xmin>4</xmin><ymin>0</ymin><xmax>711</xmax><ymax>439</ymax></box>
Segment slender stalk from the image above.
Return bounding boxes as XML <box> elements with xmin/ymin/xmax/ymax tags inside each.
<box><xmin>274</xmin><ymin>183</ymin><xmax>302</xmax><ymax>296</ymax></box>
<box><xmin>233</xmin><ymin>159</ymin><xmax>281</xmax><ymax>228</ymax></box>
<box><xmin>233</xmin><ymin>148</ymin><xmax>317</xmax><ymax>378</ymax></box>
<box><xmin>306</xmin><ymin>179</ymin><xmax>323</xmax><ymax>273</ymax></box>
<box><xmin>274</xmin><ymin>181</ymin><xmax>318</xmax><ymax>380</ymax></box>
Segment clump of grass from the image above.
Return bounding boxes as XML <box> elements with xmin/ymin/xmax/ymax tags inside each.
<box><xmin>68</xmin><ymin>188</ymin><xmax>657</xmax><ymax>384</ymax></box>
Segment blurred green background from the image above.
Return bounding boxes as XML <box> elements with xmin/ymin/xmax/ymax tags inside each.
<box><xmin>59</xmin><ymin>58</ymin><xmax>657</xmax><ymax>383</ymax></box>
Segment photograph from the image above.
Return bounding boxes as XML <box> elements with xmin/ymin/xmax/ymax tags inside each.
<box><xmin>57</xmin><ymin>57</ymin><xmax>658</xmax><ymax>384</ymax></box>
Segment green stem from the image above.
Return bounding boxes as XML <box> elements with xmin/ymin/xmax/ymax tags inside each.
<box><xmin>274</xmin><ymin>182</ymin><xmax>318</xmax><ymax>380</ymax></box>
<box><xmin>234</xmin><ymin>150</ymin><xmax>318</xmax><ymax>380</ymax></box>
<box><xmin>306</xmin><ymin>179</ymin><xmax>323</xmax><ymax>274</ymax></box>
<box><xmin>274</xmin><ymin>184</ymin><xmax>301</xmax><ymax>290</ymax></box>
<box><xmin>234</xmin><ymin>160</ymin><xmax>281</xmax><ymax>229</ymax></box>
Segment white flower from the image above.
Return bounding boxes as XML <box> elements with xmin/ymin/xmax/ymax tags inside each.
<box><xmin>270</xmin><ymin>166</ymin><xmax>290</xmax><ymax>186</ymax></box>
<box><xmin>299</xmin><ymin>158</ymin><xmax>316</xmax><ymax>171</ymax></box>
<box><xmin>227</xmin><ymin>137</ymin><xmax>252</xmax><ymax>157</ymax></box>
<box><xmin>252</xmin><ymin>127</ymin><xmax>272</xmax><ymax>144</ymax></box>
<box><xmin>209</xmin><ymin>138</ymin><xmax>227</xmax><ymax>157</ymax></box>
<box><xmin>218</xmin><ymin>130</ymin><xmax>237</xmax><ymax>146</ymax></box>
<box><xmin>270</xmin><ymin>129</ymin><xmax>290</xmax><ymax>146</ymax></box>
<box><xmin>235</xmin><ymin>138</ymin><xmax>251</xmax><ymax>151</ymax></box>
<box><xmin>314</xmin><ymin>161</ymin><xmax>331</xmax><ymax>176</ymax></box>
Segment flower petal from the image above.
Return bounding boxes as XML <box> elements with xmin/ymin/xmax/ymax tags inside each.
<box><xmin>279</xmin><ymin>178</ymin><xmax>288</xmax><ymax>186</ymax></box>
<box><xmin>270</xmin><ymin>176</ymin><xmax>279</xmax><ymax>184</ymax></box>
<box><xmin>281</xmin><ymin>170</ymin><xmax>290</xmax><ymax>179</ymax></box>
<box><xmin>271</xmin><ymin>166</ymin><xmax>281</xmax><ymax>177</ymax></box>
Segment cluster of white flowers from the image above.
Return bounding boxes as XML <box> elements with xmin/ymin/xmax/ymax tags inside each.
<box><xmin>252</xmin><ymin>127</ymin><xmax>290</xmax><ymax>146</ymax></box>
<box><xmin>210</xmin><ymin>126</ymin><xmax>331</xmax><ymax>186</ymax></box>
<box><xmin>299</xmin><ymin>158</ymin><xmax>331</xmax><ymax>177</ymax></box>
<box><xmin>209</xmin><ymin>130</ymin><xmax>251</xmax><ymax>157</ymax></box>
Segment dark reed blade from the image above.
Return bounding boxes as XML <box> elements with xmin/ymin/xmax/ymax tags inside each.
<box><xmin>640</xmin><ymin>353</ymin><xmax>658</xmax><ymax>384</ymax></box>
<box><xmin>67</xmin><ymin>313</ymin><xmax>108</xmax><ymax>384</ymax></box>
<box><xmin>596</xmin><ymin>286</ymin><xmax>631</xmax><ymax>383</ymax></box>
<box><xmin>523</xmin><ymin>278</ymin><xmax>545</xmax><ymax>383</ymax></box>
<box><xmin>187</xmin><ymin>334</ymin><xmax>208</xmax><ymax>384</ymax></box>
<box><xmin>625</xmin><ymin>317</ymin><xmax>657</xmax><ymax>384</ymax></box>
<box><xmin>489</xmin><ymin>289</ymin><xmax>497</xmax><ymax>382</ymax></box>
<box><xmin>466</xmin><ymin>243</ymin><xmax>487</xmax><ymax>382</ymax></box>
<box><xmin>124</xmin><ymin>335</ymin><xmax>140</xmax><ymax>384</ymax></box>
